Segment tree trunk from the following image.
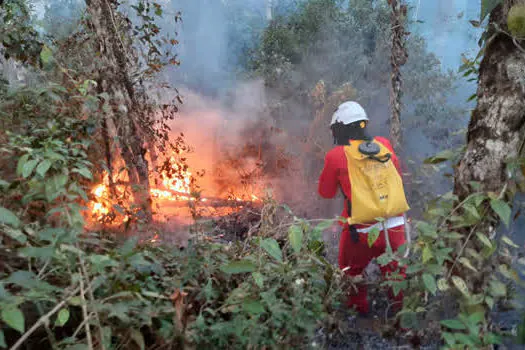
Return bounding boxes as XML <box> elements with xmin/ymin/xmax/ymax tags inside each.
<box><xmin>389</xmin><ymin>0</ymin><xmax>408</xmax><ymax>151</ymax></box>
<box><xmin>454</xmin><ymin>0</ymin><xmax>525</xmax><ymax>199</ymax></box>
<box><xmin>85</xmin><ymin>0</ymin><xmax>152</xmax><ymax>220</ymax></box>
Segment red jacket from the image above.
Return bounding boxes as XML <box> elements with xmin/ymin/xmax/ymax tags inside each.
<box><xmin>318</xmin><ymin>137</ymin><xmax>401</xmax><ymax>222</ymax></box>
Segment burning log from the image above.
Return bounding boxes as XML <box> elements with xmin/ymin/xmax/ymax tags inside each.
<box><xmin>160</xmin><ymin>198</ymin><xmax>260</xmax><ymax>208</ymax></box>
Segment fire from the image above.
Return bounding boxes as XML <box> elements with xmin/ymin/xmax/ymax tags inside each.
<box><xmin>90</xmin><ymin>178</ymin><xmax>110</xmax><ymax>220</ymax></box>
<box><xmin>160</xmin><ymin>158</ymin><xmax>192</xmax><ymax>197</ymax></box>
<box><xmin>87</xmin><ymin>155</ymin><xmax>262</xmax><ymax>226</ymax></box>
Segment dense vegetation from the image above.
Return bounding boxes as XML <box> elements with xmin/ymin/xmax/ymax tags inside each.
<box><xmin>1</xmin><ymin>0</ymin><xmax>525</xmax><ymax>349</ymax></box>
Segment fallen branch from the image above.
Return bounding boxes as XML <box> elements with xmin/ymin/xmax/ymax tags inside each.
<box><xmin>11</xmin><ymin>285</ymin><xmax>83</xmax><ymax>350</ymax></box>
<box><xmin>79</xmin><ymin>251</ymin><xmax>106</xmax><ymax>350</ymax></box>
<box><xmin>161</xmin><ymin>198</ymin><xmax>260</xmax><ymax>208</ymax></box>
<box><xmin>79</xmin><ymin>269</ymin><xmax>94</xmax><ymax>350</ymax></box>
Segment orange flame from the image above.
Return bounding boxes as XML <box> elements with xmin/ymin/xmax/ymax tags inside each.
<box><xmin>87</xmin><ymin>156</ymin><xmax>262</xmax><ymax>225</ymax></box>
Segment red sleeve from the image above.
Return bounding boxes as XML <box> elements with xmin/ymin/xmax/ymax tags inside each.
<box><xmin>376</xmin><ymin>137</ymin><xmax>401</xmax><ymax>175</ymax></box>
<box><xmin>318</xmin><ymin>152</ymin><xmax>338</xmax><ymax>198</ymax></box>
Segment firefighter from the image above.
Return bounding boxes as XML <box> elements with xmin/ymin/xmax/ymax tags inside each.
<box><xmin>318</xmin><ymin>101</ymin><xmax>407</xmax><ymax>315</ymax></box>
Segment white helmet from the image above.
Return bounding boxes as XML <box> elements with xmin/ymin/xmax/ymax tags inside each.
<box><xmin>330</xmin><ymin>101</ymin><xmax>369</xmax><ymax>126</ymax></box>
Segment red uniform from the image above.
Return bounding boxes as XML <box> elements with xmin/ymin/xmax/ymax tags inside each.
<box><xmin>318</xmin><ymin>137</ymin><xmax>406</xmax><ymax>314</ymax></box>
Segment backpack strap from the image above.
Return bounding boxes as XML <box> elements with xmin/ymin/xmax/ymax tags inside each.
<box><xmin>367</xmin><ymin>153</ymin><xmax>391</xmax><ymax>163</ymax></box>
<box><xmin>341</xmin><ymin>186</ymin><xmax>352</xmax><ymax>217</ymax></box>
<box><xmin>342</xmin><ymin>190</ymin><xmax>359</xmax><ymax>243</ymax></box>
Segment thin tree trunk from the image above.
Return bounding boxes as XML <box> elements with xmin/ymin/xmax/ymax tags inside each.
<box><xmin>388</xmin><ymin>0</ymin><xmax>408</xmax><ymax>151</ymax></box>
<box><xmin>101</xmin><ymin>115</ymin><xmax>116</xmax><ymax>197</ymax></box>
<box><xmin>85</xmin><ymin>0</ymin><xmax>152</xmax><ymax>220</ymax></box>
<box><xmin>454</xmin><ymin>0</ymin><xmax>525</xmax><ymax>199</ymax></box>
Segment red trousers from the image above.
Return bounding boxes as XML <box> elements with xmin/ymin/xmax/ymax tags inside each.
<box><xmin>338</xmin><ymin>224</ymin><xmax>407</xmax><ymax>314</ymax></box>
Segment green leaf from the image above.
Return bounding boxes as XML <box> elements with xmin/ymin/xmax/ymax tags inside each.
<box><xmin>243</xmin><ymin>299</ymin><xmax>265</xmax><ymax>315</ymax></box>
<box><xmin>468</xmin><ymin>311</ymin><xmax>485</xmax><ymax>325</ymax></box>
<box><xmin>0</xmin><ymin>330</ymin><xmax>5</xmax><ymax>348</ymax></box>
<box><xmin>260</xmin><ymin>238</ymin><xmax>283</xmax><ymax>262</ymax></box>
<box><xmin>119</xmin><ymin>236</ymin><xmax>138</xmax><ymax>255</ymax></box>
<box><xmin>455</xmin><ymin>333</ymin><xmax>477</xmax><ymax>346</ymax></box>
<box><xmin>501</xmin><ymin>235</ymin><xmax>519</xmax><ymax>248</ymax></box>
<box><xmin>45</xmin><ymin>174</ymin><xmax>69</xmax><ymax>202</ymax></box>
<box><xmin>490</xmin><ymin>199</ymin><xmax>511</xmax><ymax>227</ymax></box>
<box><xmin>398</xmin><ymin>311</ymin><xmax>417</xmax><ymax>329</ymax></box>
<box><xmin>367</xmin><ymin>227</ymin><xmax>380</xmax><ymax>248</ymax></box>
<box><xmin>60</xmin><ymin>244</ymin><xmax>85</xmax><ymax>256</ymax></box>
<box><xmin>481</xmin><ymin>0</ymin><xmax>502</xmax><ymax>22</ymax></box>
<box><xmin>252</xmin><ymin>272</ymin><xmax>264</xmax><ymax>288</ymax></box>
<box><xmin>18</xmin><ymin>246</ymin><xmax>55</xmax><ymax>259</ymax></box>
<box><xmin>422</xmin><ymin>246</ymin><xmax>433</xmax><ymax>263</ymax></box>
<box><xmin>485</xmin><ymin>296</ymin><xmax>494</xmax><ymax>309</ymax></box>
<box><xmin>463</xmin><ymin>204</ymin><xmax>480</xmax><ymax>220</ymax></box>
<box><xmin>459</xmin><ymin>257</ymin><xmax>478</xmax><ymax>272</ymax></box>
<box><xmin>422</xmin><ymin>273</ymin><xmax>437</xmax><ymax>295</ymax></box>
<box><xmin>376</xmin><ymin>252</ymin><xmax>394</xmax><ymax>266</ymax></box>
<box><xmin>484</xmin><ymin>332</ymin><xmax>502</xmax><ymax>345</ymax></box>
<box><xmin>498</xmin><ymin>264</ymin><xmax>517</xmax><ymax>280</ymax></box>
<box><xmin>69</xmin><ymin>297</ymin><xmax>82</xmax><ymax>306</ymax></box>
<box><xmin>424</xmin><ymin>149</ymin><xmax>455</xmax><ymax>164</ymax></box>
<box><xmin>311</xmin><ymin>220</ymin><xmax>334</xmax><ymax>239</ymax></box>
<box><xmin>22</xmin><ymin>159</ymin><xmax>39</xmax><ymax>179</ymax></box>
<box><xmin>452</xmin><ymin>276</ymin><xmax>470</xmax><ymax>297</ymax></box>
<box><xmin>441</xmin><ymin>319</ymin><xmax>466</xmax><ymax>330</ymax></box>
<box><xmin>416</xmin><ymin>221</ymin><xmax>438</xmax><ymax>238</ymax></box>
<box><xmin>442</xmin><ymin>232</ymin><xmax>464</xmax><ymax>240</ymax></box>
<box><xmin>0</xmin><ymin>206</ymin><xmax>20</xmax><ymax>228</ymax></box>
<box><xmin>288</xmin><ymin>225</ymin><xmax>303</xmax><ymax>254</ymax></box>
<box><xmin>1</xmin><ymin>307</ymin><xmax>25</xmax><ymax>333</ymax></box>
<box><xmin>72</xmin><ymin>167</ymin><xmax>93</xmax><ymax>180</ymax></box>
<box><xmin>406</xmin><ymin>263</ymin><xmax>424</xmax><ymax>274</ymax></box>
<box><xmin>489</xmin><ymin>280</ymin><xmax>506</xmax><ymax>297</ymax></box>
<box><xmin>55</xmin><ymin>308</ymin><xmax>70</xmax><ymax>327</ymax></box>
<box><xmin>36</xmin><ymin>159</ymin><xmax>52</xmax><ymax>177</ymax></box>
<box><xmin>466</xmin><ymin>247</ymin><xmax>483</xmax><ymax>262</ymax></box>
<box><xmin>221</xmin><ymin>260</ymin><xmax>256</xmax><ymax>274</ymax></box>
<box><xmin>442</xmin><ymin>332</ymin><xmax>456</xmax><ymax>346</ymax></box>
<box><xmin>16</xmin><ymin>154</ymin><xmax>29</xmax><ymax>176</ymax></box>
<box><xmin>437</xmin><ymin>278</ymin><xmax>450</xmax><ymax>291</ymax></box>
<box><xmin>40</xmin><ymin>45</ymin><xmax>53</xmax><ymax>64</ymax></box>
<box><xmin>476</xmin><ymin>232</ymin><xmax>493</xmax><ymax>248</ymax></box>
<box><xmin>391</xmin><ymin>280</ymin><xmax>407</xmax><ymax>297</ymax></box>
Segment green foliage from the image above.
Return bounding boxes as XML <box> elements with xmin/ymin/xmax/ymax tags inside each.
<box><xmin>288</xmin><ymin>224</ymin><xmax>304</xmax><ymax>254</ymax></box>
<box><xmin>0</xmin><ymin>0</ymin><xmax>43</xmax><ymax>65</ymax></box>
<box><xmin>367</xmin><ymin>227</ymin><xmax>380</xmax><ymax>248</ymax></box>
<box><xmin>0</xmin><ymin>201</ymin><xmax>342</xmax><ymax>348</ymax></box>
<box><xmin>1</xmin><ymin>307</ymin><xmax>25</xmax><ymax>333</ymax></box>
<box><xmin>184</xmin><ymin>221</ymin><xmax>343</xmax><ymax>348</ymax></box>
<box><xmin>130</xmin><ymin>0</ymin><xmax>181</xmax><ymax>75</ymax></box>
<box><xmin>508</xmin><ymin>4</ymin><xmax>525</xmax><ymax>38</ymax></box>
<box><xmin>389</xmin><ymin>152</ymin><xmax>525</xmax><ymax>347</ymax></box>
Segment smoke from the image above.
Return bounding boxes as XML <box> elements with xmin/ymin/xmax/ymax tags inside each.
<box><xmin>155</xmin><ymin>1</ymin><xmax>309</xmax><ymax>210</ymax></box>
<box><xmin>153</xmin><ymin>0</ymin><xmax>476</xmax><ymax>220</ymax></box>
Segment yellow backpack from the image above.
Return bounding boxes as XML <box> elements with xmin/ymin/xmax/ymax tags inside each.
<box><xmin>344</xmin><ymin>138</ymin><xmax>409</xmax><ymax>225</ymax></box>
